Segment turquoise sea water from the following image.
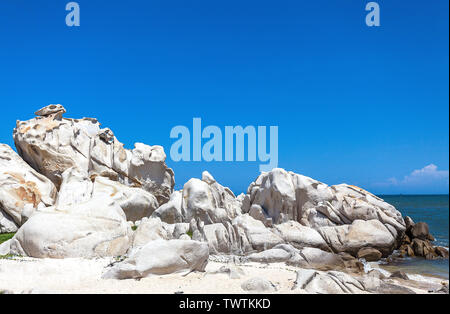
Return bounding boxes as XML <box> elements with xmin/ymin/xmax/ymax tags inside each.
<box><xmin>380</xmin><ymin>195</ymin><xmax>449</xmax><ymax>279</ymax></box>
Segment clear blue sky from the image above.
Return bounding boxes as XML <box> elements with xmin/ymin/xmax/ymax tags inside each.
<box><xmin>0</xmin><ymin>0</ymin><xmax>448</xmax><ymax>194</ymax></box>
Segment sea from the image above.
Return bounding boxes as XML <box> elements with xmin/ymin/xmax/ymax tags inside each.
<box><xmin>379</xmin><ymin>195</ymin><xmax>449</xmax><ymax>279</ymax></box>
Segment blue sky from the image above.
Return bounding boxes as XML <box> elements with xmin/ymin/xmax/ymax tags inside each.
<box><xmin>0</xmin><ymin>0</ymin><xmax>448</xmax><ymax>194</ymax></box>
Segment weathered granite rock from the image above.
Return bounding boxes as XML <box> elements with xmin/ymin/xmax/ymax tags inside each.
<box><xmin>357</xmin><ymin>247</ymin><xmax>383</xmax><ymax>262</ymax></box>
<box><xmin>92</xmin><ymin>176</ymin><xmax>159</xmax><ymax>223</ymax></box>
<box><xmin>152</xmin><ymin>172</ymin><xmax>241</xmax><ymax>225</ymax></box>
<box><xmin>9</xmin><ymin>195</ymin><xmax>132</xmax><ymax>258</ymax></box>
<box><xmin>0</xmin><ymin>144</ymin><xmax>57</xmax><ymax>227</ymax></box>
<box><xmin>242</xmin><ymin>168</ymin><xmax>405</xmax><ymax>240</ymax></box>
<box><xmin>151</xmin><ymin>191</ymin><xmax>184</xmax><ymax>224</ymax></box>
<box><xmin>0</xmin><ymin>209</ymin><xmax>18</xmax><ymax>233</ymax></box>
<box><xmin>292</xmin><ymin>269</ymin><xmax>366</xmax><ymax>294</ymax></box>
<box><xmin>0</xmin><ymin>239</ymin><xmax>11</xmax><ymax>255</ymax></box>
<box><xmin>13</xmin><ymin>105</ymin><xmax>174</xmax><ymax>205</ymax></box>
<box><xmin>318</xmin><ymin>219</ymin><xmax>396</xmax><ymax>256</ymax></box>
<box><xmin>390</xmin><ymin>271</ymin><xmax>409</xmax><ymax>280</ymax></box>
<box><xmin>246</xmin><ymin>243</ymin><xmax>346</xmax><ymax>271</ymax></box>
<box><xmin>232</xmin><ymin>214</ymin><xmax>284</xmax><ymax>252</ymax></box>
<box><xmin>241</xmin><ymin>277</ymin><xmax>277</xmax><ymax>292</ymax></box>
<box><xmin>103</xmin><ymin>239</ymin><xmax>209</xmax><ymax>279</ymax></box>
<box><xmin>410</xmin><ymin>222</ymin><xmax>430</xmax><ymax>241</ymax></box>
<box><xmin>132</xmin><ymin>217</ymin><xmax>173</xmax><ymax>248</ymax></box>
<box><xmin>273</xmin><ymin>220</ymin><xmax>330</xmax><ymax>251</ymax></box>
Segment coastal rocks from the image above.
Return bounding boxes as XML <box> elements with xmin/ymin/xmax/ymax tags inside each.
<box><xmin>357</xmin><ymin>247</ymin><xmax>383</xmax><ymax>262</ymax></box>
<box><xmin>398</xmin><ymin>217</ymin><xmax>447</xmax><ymax>260</ymax></box>
<box><xmin>232</xmin><ymin>214</ymin><xmax>284</xmax><ymax>252</ymax></box>
<box><xmin>102</xmin><ymin>239</ymin><xmax>209</xmax><ymax>279</ymax></box>
<box><xmin>273</xmin><ymin>220</ymin><xmax>330</xmax><ymax>251</ymax></box>
<box><xmin>9</xmin><ymin>197</ymin><xmax>132</xmax><ymax>259</ymax></box>
<box><xmin>55</xmin><ymin>167</ymin><xmax>159</xmax><ymax>223</ymax></box>
<box><xmin>132</xmin><ymin>217</ymin><xmax>173</xmax><ymax>248</ymax></box>
<box><xmin>292</xmin><ymin>269</ymin><xmax>366</xmax><ymax>294</ymax></box>
<box><xmin>410</xmin><ymin>222</ymin><xmax>431</xmax><ymax>240</ymax></box>
<box><xmin>0</xmin><ymin>144</ymin><xmax>57</xmax><ymax>227</ymax></box>
<box><xmin>241</xmin><ymin>168</ymin><xmax>406</xmax><ymax>257</ymax></box>
<box><xmin>318</xmin><ymin>219</ymin><xmax>396</xmax><ymax>256</ymax></box>
<box><xmin>152</xmin><ymin>172</ymin><xmax>241</xmax><ymax>225</ymax></box>
<box><xmin>13</xmin><ymin>105</ymin><xmax>174</xmax><ymax>205</ymax></box>
<box><xmin>246</xmin><ymin>244</ymin><xmax>346</xmax><ymax>271</ymax></box>
<box><xmin>92</xmin><ymin>176</ymin><xmax>159</xmax><ymax>223</ymax></box>
<box><xmin>151</xmin><ymin>191</ymin><xmax>183</xmax><ymax>224</ymax></box>
<box><xmin>0</xmin><ymin>210</ymin><xmax>17</xmax><ymax>233</ymax></box>
<box><xmin>242</xmin><ymin>168</ymin><xmax>405</xmax><ymax>233</ymax></box>
<box><xmin>390</xmin><ymin>271</ymin><xmax>409</xmax><ymax>280</ymax></box>
<box><xmin>241</xmin><ymin>277</ymin><xmax>277</xmax><ymax>292</ymax></box>
<box><xmin>0</xmin><ymin>239</ymin><xmax>11</xmax><ymax>255</ymax></box>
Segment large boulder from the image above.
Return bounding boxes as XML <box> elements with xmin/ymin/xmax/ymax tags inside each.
<box><xmin>293</xmin><ymin>269</ymin><xmax>366</xmax><ymax>294</ymax></box>
<box><xmin>242</xmin><ymin>168</ymin><xmax>405</xmax><ymax>256</ymax></box>
<box><xmin>242</xmin><ymin>168</ymin><xmax>405</xmax><ymax>234</ymax></box>
<box><xmin>92</xmin><ymin>176</ymin><xmax>159</xmax><ymax>223</ymax></box>
<box><xmin>318</xmin><ymin>219</ymin><xmax>396</xmax><ymax>256</ymax></box>
<box><xmin>132</xmin><ymin>217</ymin><xmax>173</xmax><ymax>248</ymax></box>
<box><xmin>0</xmin><ymin>144</ymin><xmax>57</xmax><ymax>228</ymax></box>
<box><xmin>246</xmin><ymin>244</ymin><xmax>346</xmax><ymax>271</ymax></box>
<box><xmin>152</xmin><ymin>171</ymin><xmax>241</xmax><ymax>224</ymax></box>
<box><xmin>273</xmin><ymin>220</ymin><xmax>330</xmax><ymax>251</ymax></box>
<box><xmin>13</xmin><ymin>105</ymin><xmax>174</xmax><ymax>205</ymax></box>
<box><xmin>0</xmin><ymin>210</ymin><xmax>18</xmax><ymax>233</ymax></box>
<box><xmin>103</xmin><ymin>239</ymin><xmax>209</xmax><ymax>279</ymax></box>
<box><xmin>357</xmin><ymin>247</ymin><xmax>382</xmax><ymax>261</ymax></box>
<box><xmin>10</xmin><ymin>196</ymin><xmax>132</xmax><ymax>258</ymax></box>
<box><xmin>55</xmin><ymin>167</ymin><xmax>159</xmax><ymax>223</ymax></box>
<box><xmin>410</xmin><ymin>222</ymin><xmax>430</xmax><ymax>240</ymax></box>
<box><xmin>232</xmin><ymin>214</ymin><xmax>284</xmax><ymax>252</ymax></box>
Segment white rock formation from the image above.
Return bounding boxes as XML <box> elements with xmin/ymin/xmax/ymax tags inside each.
<box><xmin>293</xmin><ymin>269</ymin><xmax>366</xmax><ymax>294</ymax></box>
<box><xmin>152</xmin><ymin>171</ymin><xmax>241</xmax><ymax>224</ymax></box>
<box><xmin>92</xmin><ymin>176</ymin><xmax>159</xmax><ymax>223</ymax></box>
<box><xmin>0</xmin><ymin>144</ymin><xmax>57</xmax><ymax>229</ymax></box>
<box><xmin>13</xmin><ymin>105</ymin><xmax>174</xmax><ymax>205</ymax></box>
<box><xmin>132</xmin><ymin>217</ymin><xmax>173</xmax><ymax>248</ymax></box>
<box><xmin>0</xmin><ymin>239</ymin><xmax>11</xmax><ymax>255</ymax></box>
<box><xmin>103</xmin><ymin>239</ymin><xmax>209</xmax><ymax>279</ymax></box>
<box><xmin>318</xmin><ymin>219</ymin><xmax>396</xmax><ymax>256</ymax></box>
<box><xmin>10</xmin><ymin>196</ymin><xmax>132</xmax><ymax>258</ymax></box>
<box><xmin>246</xmin><ymin>244</ymin><xmax>345</xmax><ymax>270</ymax></box>
<box><xmin>273</xmin><ymin>220</ymin><xmax>330</xmax><ymax>251</ymax></box>
<box><xmin>242</xmin><ymin>168</ymin><xmax>406</xmax><ymax>254</ymax></box>
<box><xmin>1</xmin><ymin>210</ymin><xmax>17</xmax><ymax>233</ymax></box>
<box><xmin>241</xmin><ymin>277</ymin><xmax>277</xmax><ymax>292</ymax></box>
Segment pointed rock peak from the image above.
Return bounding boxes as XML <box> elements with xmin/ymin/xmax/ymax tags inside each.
<box><xmin>34</xmin><ymin>104</ymin><xmax>66</xmax><ymax>118</ymax></box>
<box><xmin>201</xmin><ymin>170</ymin><xmax>216</xmax><ymax>184</ymax></box>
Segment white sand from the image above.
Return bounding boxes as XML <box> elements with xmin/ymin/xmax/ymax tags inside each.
<box><xmin>0</xmin><ymin>256</ymin><xmax>446</xmax><ymax>294</ymax></box>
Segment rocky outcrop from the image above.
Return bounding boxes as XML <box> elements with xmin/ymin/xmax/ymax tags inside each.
<box><xmin>398</xmin><ymin>217</ymin><xmax>448</xmax><ymax>260</ymax></box>
<box><xmin>357</xmin><ymin>247</ymin><xmax>382</xmax><ymax>262</ymax></box>
<box><xmin>1</xmin><ymin>105</ymin><xmax>446</xmax><ymax>285</ymax></box>
<box><xmin>13</xmin><ymin>105</ymin><xmax>174</xmax><ymax>205</ymax></box>
<box><xmin>292</xmin><ymin>268</ymin><xmax>366</xmax><ymax>294</ymax></box>
<box><xmin>241</xmin><ymin>168</ymin><xmax>406</xmax><ymax>258</ymax></box>
<box><xmin>246</xmin><ymin>244</ymin><xmax>347</xmax><ymax>271</ymax></box>
<box><xmin>242</xmin><ymin>168</ymin><xmax>405</xmax><ymax>233</ymax></box>
<box><xmin>10</xmin><ymin>196</ymin><xmax>132</xmax><ymax>258</ymax></box>
<box><xmin>152</xmin><ymin>171</ymin><xmax>241</xmax><ymax>225</ymax></box>
<box><xmin>102</xmin><ymin>239</ymin><xmax>209</xmax><ymax>279</ymax></box>
<box><xmin>0</xmin><ymin>144</ymin><xmax>57</xmax><ymax>230</ymax></box>
<box><xmin>318</xmin><ymin>219</ymin><xmax>396</xmax><ymax>256</ymax></box>
<box><xmin>241</xmin><ymin>277</ymin><xmax>277</xmax><ymax>292</ymax></box>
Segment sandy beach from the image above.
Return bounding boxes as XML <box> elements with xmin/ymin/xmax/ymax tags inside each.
<box><xmin>1</xmin><ymin>256</ymin><xmax>447</xmax><ymax>294</ymax></box>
